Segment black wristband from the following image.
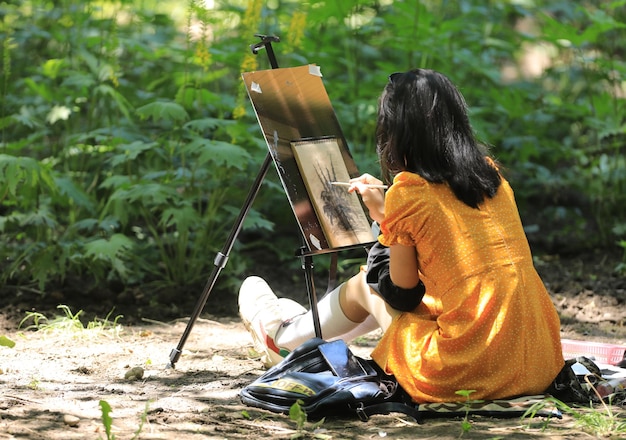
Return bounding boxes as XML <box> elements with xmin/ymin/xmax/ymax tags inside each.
<box><xmin>366</xmin><ymin>241</ymin><xmax>425</xmax><ymax>312</ymax></box>
<box><xmin>377</xmin><ymin>268</ymin><xmax>425</xmax><ymax>312</ymax></box>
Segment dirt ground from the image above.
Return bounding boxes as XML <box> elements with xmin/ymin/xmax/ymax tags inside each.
<box><xmin>1</xmin><ymin>250</ymin><xmax>625</xmax><ymax>439</ymax></box>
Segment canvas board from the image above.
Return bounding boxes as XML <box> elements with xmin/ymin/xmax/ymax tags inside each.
<box><xmin>291</xmin><ymin>137</ymin><xmax>374</xmax><ymax>249</ymax></box>
<box><xmin>242</xmin><ymin>64</ymin><xmax>376</xmax><ymax>253</ymax></box>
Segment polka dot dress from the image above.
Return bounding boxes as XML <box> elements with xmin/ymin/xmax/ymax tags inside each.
<box><xmin>372</xmin><ymin>166</ymin><xmax>564</xmax><ymax>403</ymax></box>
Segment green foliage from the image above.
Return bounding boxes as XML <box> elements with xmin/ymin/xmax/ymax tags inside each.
<box><xmin>19</xmin><ymin>305</ymin><xmax>84</xmax><ymax>333</ymax></box>
<box><xmin>289</xmin><ymin>399</ymin><xmax>308</xmax><ymax>433</ymax></box>
<box><xmin>0</xmin><ymin>335</ymin><xmax>15</xmax><ymax>348</ymax></box>
<box><xmin>99</xmin><ymin>398</ymin><xmax>149</xmax><ymax>440</ymax></box>
<box><xmin>288</xmin><ymin>399</ymin><xmax>329</xmax><ymax>439</ymax></box>
<box><xmin>131</xmin><ymin>400</ymin><xmax>151</xmax><ymax>440</ymax></box>
<box><xmin>28</xmin><ymin>377</ymin><xmax>40</xmax><ymax>390</ymax></box>
<box><xmin>455</xmin><ymin>389</ymin><xmax>478</xmax><ymax>434</ymax></box>
<box><xmin>617</xmin><ymin>239</ymin><xmax>626</xmax><ymax>274</ymax></box>
<box><xmin>1</xmin><ymin>0</ymin><xmax>625</xmax><ymax>302</ymax></box>
<box><xmin>297</xmin><ymin>0</ymin><xmax>626</xmax><ymax>254</ymax></box>
<box><xmin>19</xmin><ymin>305</ymin><xmax>123</xmax><ymax>337</ymax></box>
<box><xmin>0</xmin><ymin>0</ymin><xmax>272</xmax><ymax>297</ymax></box>
<box><xmin>99</xmin><ymin>400</ymin><xmax>116</xmax><ymax>440</ymax></box>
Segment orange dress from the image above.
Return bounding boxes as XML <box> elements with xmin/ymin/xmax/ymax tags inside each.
<box><xmin>372</xmin><ymin>169</ymin><xmax>564</xmax><ymax>403</ymax></box>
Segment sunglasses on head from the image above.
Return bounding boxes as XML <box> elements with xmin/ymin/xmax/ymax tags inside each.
<box><xmin>388</xmin><ymin>71</ymin><xmax>417</xmax><ymax>84</ymax></box>
<box><xmin>388</xmin><ymin>72</ymin><xmax>402</xmax><ymax>83</ymax></box>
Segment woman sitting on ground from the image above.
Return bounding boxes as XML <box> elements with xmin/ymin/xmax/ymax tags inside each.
<box><xmin>239</xmin><ymin>68</ymin><xmax>564</xmax><ymax>403</ymax></box>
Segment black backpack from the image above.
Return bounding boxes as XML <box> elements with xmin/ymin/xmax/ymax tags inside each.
<box><xmin>239</xmin><ymin>337</ymin><xmax>421</xmax><ymax>421</ymax></box>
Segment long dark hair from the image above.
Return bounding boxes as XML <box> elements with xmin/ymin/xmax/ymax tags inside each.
<box><xmin>376</xmin><ymin>69</ymin><xmax>501</xmax><ymax>208</ymax></box>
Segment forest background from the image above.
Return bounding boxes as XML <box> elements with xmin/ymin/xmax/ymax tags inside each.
<box><xmin>1</xmin><ymin>0</ymin><xmax>625</xmax><ymax>319</ymax></box>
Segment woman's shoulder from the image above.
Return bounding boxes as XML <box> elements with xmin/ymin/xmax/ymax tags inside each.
<box><xmin>392</xmin><ymin>171</ymin><xmax>428</xmax><ymax>187</ymax></box>
<box><xmin>385</xmin><ymin>172</ymin><xmax>431</xmax><ymax>211</ymax></box>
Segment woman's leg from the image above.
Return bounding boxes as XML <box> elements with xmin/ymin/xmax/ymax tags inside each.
<box><xmin>339</xmin><ymin>267</ymin><xmax>401</xmax><ymax>333</ymax></box>
<box><xmin>276</xmin><ymin>268</ymin><xmax>400</xmax><ymax>349</ymax></box>
<box><xmin>239</xmin><ymin>270</ymin><xmax>400</xmax><ymax>367</ymax></box>
<box><xmin>274</xmin><ymin>279</ymin><xmax>373</xmax><ymax>349</ymax></box>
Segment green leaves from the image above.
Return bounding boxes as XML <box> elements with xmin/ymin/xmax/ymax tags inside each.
<box><xmin>136</xmin><ymin>101</ymin><xmax>189</xmax><ymax>124</ymax></box>
<box><xmin>99</xmin><ymin>400</ymin><xmax>115</xmax><ymax>440</ymax></box>
<box><xmin>106</xmin><ymin>141</ymin><xmax>157</xmax><ymax>168</ymax></box>
<box><xmin>0</xmin><ymin>154</ymin><xmax>56</xmax><ymax>199</ymax></box>
<box><xmin>84</xmin><ymin>234</ymin><xmax>134</xmax><ymax>282</ymax></box>
<box><xmin>0</xmin><ymin>335</ymin><xmax>16</xmax><ymax>348</ymax></box>
<box><xmin>184</xmin><ymin>137</ymin><xmax>251</xmax><ymax>169</ymax></box>
<box><xmin>109</xmin><ymin>183</ymin><xmax>179</xmax><ymax>207</ymax></box>
<box><xmin>2</xmin><ymin>0</ymin><xmax>625</xmax><ymax>298</ymax></box>
<box><xmin>288</xmin><ymin>399</ymin><xmax>329</xmax><ymax>439</ymax></box>
<box><xmin>540</xmin><ymin>7</ymin><xmax>625</xmax><ymax>47</ymax></box>
<box><xmin>84</xmin><ymin>234</ymin><xmax>134</xmax><ymax>260</ymax></box>
<box><xmin>289</xmin><ymin>399</ymin><xmax>307</xmax><ymax>431</ymax></box>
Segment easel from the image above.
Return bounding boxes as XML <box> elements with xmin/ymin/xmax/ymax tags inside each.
<box><xmin>168</xmin><ymin>35</ymin><xmax>371</xmax><ymax>368</ymax></box>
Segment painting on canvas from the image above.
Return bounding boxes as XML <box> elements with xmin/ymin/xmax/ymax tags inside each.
<box><xmin>291</xmin><ymin>137</ymin><xmax>375</xmax><ymax>249</ymax></box>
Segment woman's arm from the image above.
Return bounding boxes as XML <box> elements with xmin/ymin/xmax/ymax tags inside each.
<box><xmin>348</xmin><ymin>174</ymin><xmax>385</xmax><ymax>223</ymax></box>
<box><xmin>366</xmin><ymin>241</ymin><xmax>424</xmax><ymax>311</ymax></box>
<box><xmin>389</xmin><ymin>244</ymin><xmax>420</xmax><ymax>289</ymax></box>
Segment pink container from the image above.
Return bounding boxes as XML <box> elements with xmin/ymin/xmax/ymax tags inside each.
<box><xmin>561</xmin><ymin>339</ymin><xmax>626</xmax><ymax>365</ymax></box>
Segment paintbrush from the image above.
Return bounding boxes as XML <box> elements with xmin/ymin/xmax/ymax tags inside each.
<box><xmin>330</xmin><ymin>181</ymin><xmax>388</xmax><ymax>190</ymax></box>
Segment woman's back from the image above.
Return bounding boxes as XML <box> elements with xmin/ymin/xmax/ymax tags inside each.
<box><xmin>375</xmin><ymin>170</ymin><xmax>564</xmax><ymax>403</ymax></box>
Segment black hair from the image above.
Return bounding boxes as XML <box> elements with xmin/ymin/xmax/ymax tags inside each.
<box><xmin>376</xmin><ymin>69</ymin><xmax>501</xmax><ymax>209</ymax></box>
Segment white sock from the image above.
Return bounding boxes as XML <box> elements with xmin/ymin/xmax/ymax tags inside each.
<box><xmin>335</xmin><ymin>315</ymin><xmax>379</xmax><ymax>342</ymax></box>
<box><xmin>275</xmin><ymin>284</ymin><xmax>379</xmax><ymax>350</ymax></box>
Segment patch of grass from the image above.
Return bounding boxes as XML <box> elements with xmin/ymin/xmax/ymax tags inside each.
<box><xmin>524</xmin><ymin>395</ymin><xmax>626</xmax><ymax>438</ymax></box>
<box><xmin>19</xmin><ymin>305</ymin><xmax>123</xmax><ymax>338</ymax></box>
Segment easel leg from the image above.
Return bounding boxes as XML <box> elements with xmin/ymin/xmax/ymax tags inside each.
<box><xmin>168</xmin><ymin>34</ymin><xmax>330</xmax><ymax>367</ymax></box>
<box><xmin>300</xmin><ymin>249</ymin><xmax>323</xmax><ymax>339</ymax></box>
<box><xmin>167</xmin><ymin>153</ymin><xmax>273</xmax><ymax>368</ymax></box>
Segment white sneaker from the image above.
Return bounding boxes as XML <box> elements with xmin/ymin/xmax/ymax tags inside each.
<box><xmin>238</xmin><ymin>276</ymin><xmax>307</xmax><ymax>367</ymax></box>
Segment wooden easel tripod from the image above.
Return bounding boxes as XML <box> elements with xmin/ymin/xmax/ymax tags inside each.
<box><xmin>167</xmin><ymin>35</ymin><xmax>327</xmax><ymax>368</ymax></box>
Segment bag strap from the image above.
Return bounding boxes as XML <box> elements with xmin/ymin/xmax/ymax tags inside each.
<box><xmin>356</xmin><ymin>359</ymin><xmax>422</xmax><ymax>422</ymax></box>
<box><xmin>355</xmin><ymin>401</ymin><xmax>422</xmax><ymax>422</ymax></box>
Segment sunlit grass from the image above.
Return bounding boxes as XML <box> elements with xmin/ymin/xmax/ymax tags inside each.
<box><xmin>524</xmin><ymin>395</ymin><xmax>626</xmax><ymax>438</ymax></box>
<box><xmin>19</xmin><ymin>305</ymin><xmax>123</xmax><ymax>338</ymax></box>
